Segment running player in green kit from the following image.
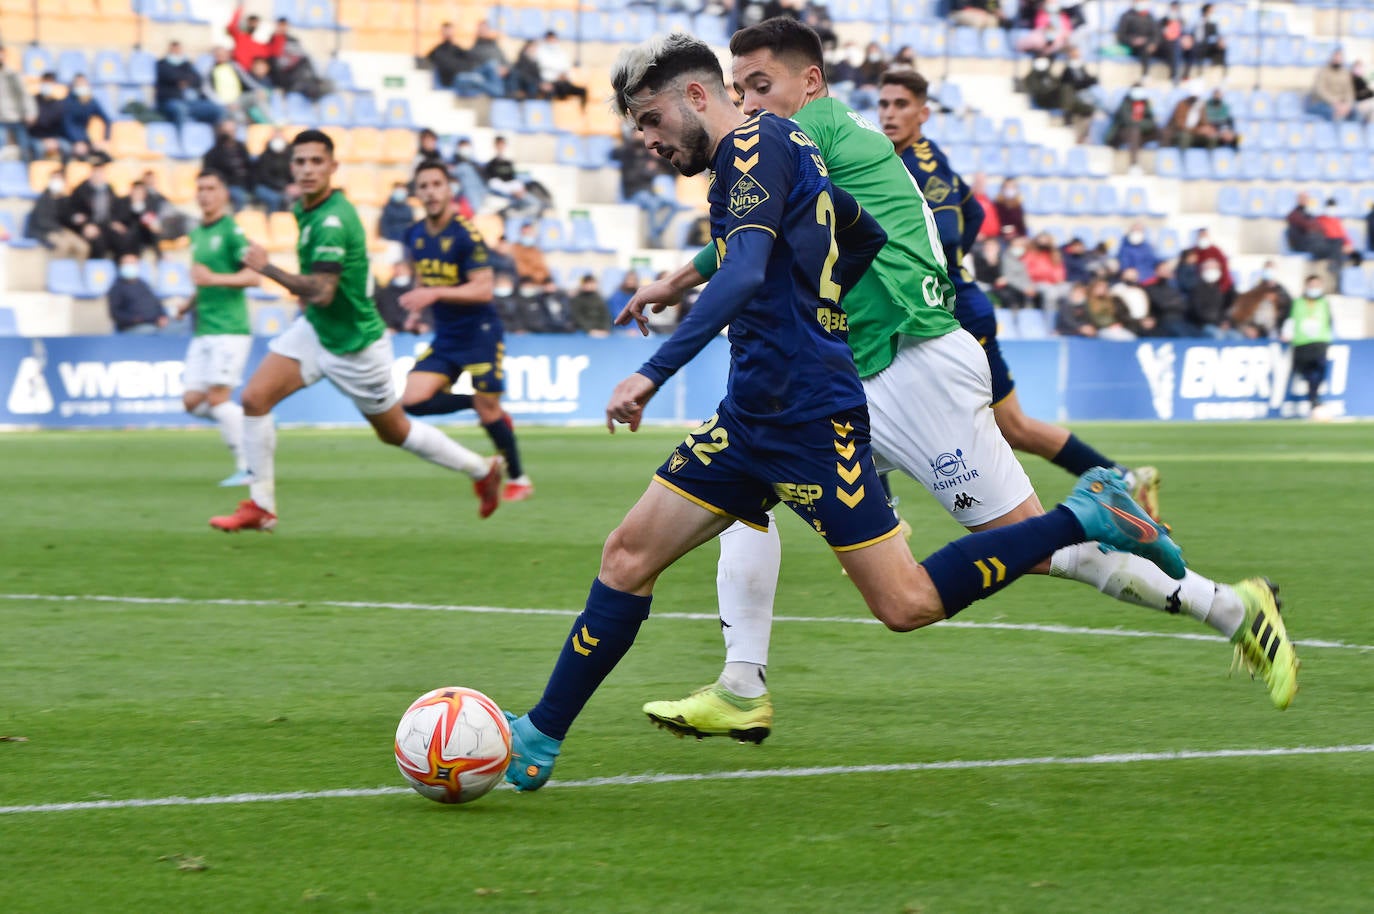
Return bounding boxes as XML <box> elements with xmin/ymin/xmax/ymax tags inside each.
<box><xmin>631</xmin><ymin>20</ymin><xmax>1296</xmax><ymax>734</ymax></box>
<box><xmin>181</xmin><ymin>169</ymin><xmax>256</xmax><ymax>487</ymax></box>
<box><xmin>210</xmin><ymin>129</ymin><xmax>503</xmax><ymax>532</ymax></box>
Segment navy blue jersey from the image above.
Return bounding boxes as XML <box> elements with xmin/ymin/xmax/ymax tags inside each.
<box><xmin>404</xmin><ymin>214</ymin><xmax>499</xmax><ymax>339</ymax></box>
<box><xmin>641</xmin><ymin>113</ymin><xmax>875</xmax><ymax>425</ymax></box>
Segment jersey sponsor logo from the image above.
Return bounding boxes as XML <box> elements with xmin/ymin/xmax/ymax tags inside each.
<box><xmin>922</xmin><ymin>175</ymin><xmax>952</xmax><ymax>204</ymax></box>
<box><xmin>930</xmin><ymin>448</ymin><xmax>980</xmax><ymax>491</ymax></box>
<box><xmin>921</xmin><ymin>275</ymin><xmax>946</xmax><ymax>309</ymax></box>
<box><xmin>210</xmin><ymin>236</ymin><xmax>223</xmax><ymax>250</ymax></box>
<box><xmin>7</xmin><ymin>343</ymin><xmax>53</xmax><ymax>415</ymax></box>
<box><xmin>728</xmin><ymin>173</ymin><xmax>770</xmax><ymax>219</ymax></box>
<box><xmin>774</xmin><ymin>482</ymin><xmax>824</xmax><ymax>505</ymax></box>
<box><xmin>1136</xmin><ymin>341</ymin><xmax>1351</xmax><ymax>420</ymax></box>
<box><xmin>816</xmin><ymin>306</ymin><xmax>848</xmax><ymax>332</ymax></box>
<box><xmin>322</xmin><ymin>215</ymin><xmax>342</xmax><ymax>228</ymax></box>
<box><xmin>472</xmin><ymin>246</ymin><xmax>489</xmax><ymax>264</ymax></box>
<box><xmin>845</xmin><ymin>110</ymin><xmax>883</xmax><ymax>135</ymax></box>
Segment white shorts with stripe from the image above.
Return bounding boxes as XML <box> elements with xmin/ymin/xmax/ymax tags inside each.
<box><xmin>269</xmin><ymin>316</ymin><xmax>401</xmax><ymax>416</ymax></box>
<box><xmin>183</xmin><ymin>334</ymin><xmax>252</xmax><ymax>392</ymax></box>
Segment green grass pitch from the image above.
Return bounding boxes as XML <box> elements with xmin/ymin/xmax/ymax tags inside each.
<box><xmin>1</xmin><ymin>422</ymin><xmax>1372</xmax><ymax>913</ymax></box>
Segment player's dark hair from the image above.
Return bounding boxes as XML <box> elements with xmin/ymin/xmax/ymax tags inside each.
<box><xmin>729</xmin><ymin>16</ymin><xmax>825</xmax><ymax>72</ymax></box>
<box><xmin>610</xmin><ymin>31</ymin><xmax>726</xmax><ymax>118</ymax></box>
<box><xmin>291</xmin><ymin>128</ymin><xmax>334</xmax><ymax>155</ymax></box>
<box><xmin>196</xmin><ymin>168</ymin><xmax>228</xmax><ymax>187</ymax></box>
<box><xmin>413</xmin><ymin>157</ymin><xmax>451</xmax><ymax>183</ymax></box>
<box><xmin>879</xmin><ymin>68</ymin><xmax>929</xmax><ymax>103</ymax></box>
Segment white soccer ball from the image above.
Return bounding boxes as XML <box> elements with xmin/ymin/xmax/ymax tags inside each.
<box><xmin>393</xmin><ymin>687</ymin><xmax>512</xmax><ymax>804</ymax></box>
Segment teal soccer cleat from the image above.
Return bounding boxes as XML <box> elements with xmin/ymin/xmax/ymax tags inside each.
<box><xmin>218</xmin><ymin>469</ymin><xmax>252</xmax><ymax>487</ymax></box>
<box><xmin>504</xmin><ymin>711</ymin><xmax>562</xmax><ymax>792</ymax></box>
<box><xmin>1063</xmin><ymin>467</ymin><xmax>1186</xmax><ymax>579</ymax></box>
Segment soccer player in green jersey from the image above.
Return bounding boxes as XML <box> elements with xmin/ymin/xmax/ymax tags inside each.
<box><xmin>180</xmin><ymin>169</ymin><xmax>257</xmax><ymax>487</ymax></box>
<box><xmin>210</xmin><ymin>129</ymin><xmax>503</xmax><ymax>532</ymax></box>
<box><xmin>631</xmin><ymin>20</ymin><xmax>1296</xmax><ymax>733</ymax></box>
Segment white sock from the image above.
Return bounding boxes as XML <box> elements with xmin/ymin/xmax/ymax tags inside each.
<box><xmin>189</xmin><ymin>400</ymin><xmax>212</xmax><ymax>419</ymax></box>
<box><xmin>400</xmin><ymin>420</ymin><xmax>489</xmax><ymax>479</ymax></box>
<box><xmin>1050</xmin><ymin>542</ymin><xmax>1245</xmax><ymax>637</ymax></box>
<box><xmin>209</xmin><ymin>401</ymin><xmax>247</xmax><ymax>471</ymax></box>
<box><xmin>713</xmin><ymin>517</ymin><xmax>781</xmax><ymax>697</ymax></box>
<box><xmin>243</xmin><ymin>414</ymin><xmax>277</xmax><ymax>515</ymax></box>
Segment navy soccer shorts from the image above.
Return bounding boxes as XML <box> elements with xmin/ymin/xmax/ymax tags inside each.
<box><xmin>412</xmin><ymin>325</ymin><xmax>505</xmax><ymax>395</ymax></box>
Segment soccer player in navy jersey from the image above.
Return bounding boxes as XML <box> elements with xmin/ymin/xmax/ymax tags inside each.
<box><xmin>399</xmin><ymin>159</ymin><xmax>532</xmax><ymax>503</ymax></box>
<box><xmin>500</xmin><ymin>32</ymin><xmax>1186</xmax><ymax>792</ymax></box>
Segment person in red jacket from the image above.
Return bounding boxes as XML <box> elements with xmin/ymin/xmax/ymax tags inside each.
<box><xmin>226</xmin><ymin>5</ymin><xmax>286</xmax><ymax>73</ymax></box>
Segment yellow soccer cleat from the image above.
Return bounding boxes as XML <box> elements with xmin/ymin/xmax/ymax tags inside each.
<box><xmin>1229</xmin><ymin>577</ymin><xmax>1300</xmax><ymax>710</ymax></box>
<box><xmin>643</xmin><ymin>685</ymin><xmax>773</xmax><ymax>744</ymax></box>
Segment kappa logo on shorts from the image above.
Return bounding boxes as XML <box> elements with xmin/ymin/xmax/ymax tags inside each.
<box><xmin>666</xmin><ymin>450</ymin><xmax>689</xmax><ymax>473</ymax></box>
<box><xmin>951</xmin><ymin>492</ymin><xmax>982</xmax><ymax>512</ymax></box>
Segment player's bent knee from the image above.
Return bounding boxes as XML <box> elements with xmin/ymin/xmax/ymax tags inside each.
<box><xmin>869</xmin><ymin>599</ymin><xmax>943</xmax><ymax>633</ymax></box>
<box><xmin>598</xmin><ymin>528</ymin><xmax>654</xmax><ymax>593</ymax></box>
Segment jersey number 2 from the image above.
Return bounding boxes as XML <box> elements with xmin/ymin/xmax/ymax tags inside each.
<box><xmin>814</xmin><ymin>191</ymin><xmax>842</xmax><ymax>304</ymax></box>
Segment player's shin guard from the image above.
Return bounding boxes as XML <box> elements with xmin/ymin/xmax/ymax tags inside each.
<box><xmin>210</xmin><ymin>401</ymin><xmax>246</xmax><ymax>471</ymax></box>
<box><xmin>242</xmin><ymin>414</ymin><xmax>277</xmax><ymax>514</ymax></box>
<box><xmin>716</xmin><ymin>520</ymin><xmax>780</xmax><ymax>669</ymax></box>
<box><xmin>922</xmin><ymin>507</ymin><xmax>1083</xmax><ymax>615</ymax></box>
<box><xmin>482</xmin><ymin>416</ymin><xmax>523</xmax><ymax>479</ymax></box>
<box><xmin>1050</xmin><ymin>434</ymin><xmax>1118</xmax><ymax>477</ymax></box>
<box><xmin>1050</xmin><ymin>543</ymin><xmax>1244</xmax><ymax>637</ymax></box>
<box><xmin>527</xmin><ymin>579</ymin><xmax>652</xmax><ymax>740</ymax></box>
<box><xmin>402</xmin><ymin>393</ymin><xmax>473</xmax><ymax>416</ymax></box>
<box><xmin>400</xmin><ymin>419</ymin><xmax>489</xmax><ymax>478</ymax></box>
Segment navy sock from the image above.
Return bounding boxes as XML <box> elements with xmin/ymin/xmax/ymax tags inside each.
<box><xmin>921</xmin><ymin>507</ymin><xmax>1085</xmax><ymax>616</ymax></box>
<box><xmin>483</xmin><ymin>416</ymin><xmax>523</xmax><ymax>478</ymax></box>
<box><xmin>1051</xmin><ymin>433</ymin><xmax>1118</xmax><ymax>476</ymax></box>
<box><xmin>403</xmin><ymin>393</ymin><xmax>473</xmax><ymax>416</ymax></box>
<box><xmin>528</xmin><ymin>579</ymin><xmax>651</xmax><ymax>740</ymax></box>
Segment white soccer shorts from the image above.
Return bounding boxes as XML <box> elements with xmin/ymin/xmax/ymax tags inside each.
<box><xmin>269</xmin><ymin>316</ymin><xmax>401</xmax><ymax>415</ymax></box>
<box><xmin>183</xmin><ymin>334</ymin><xmax>252</xmax><ymax>392</ymax></box>
<box><xmin>862</xmin><ymin>328</ymin><xmax>1035</xmax><ymax>527</ymax></box>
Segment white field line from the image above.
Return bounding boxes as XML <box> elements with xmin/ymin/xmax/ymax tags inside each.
<box><xmin>3</xmin><ymin>743</ymin><xmax>1372</xmax><ymax>816</ymax></box>
<box><xmin>1</xmin><ymin>592</ymin><xmax>1370</xmax><ymax>653</ymax></box>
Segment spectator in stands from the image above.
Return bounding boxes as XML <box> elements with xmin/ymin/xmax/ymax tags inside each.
<box><xmin>1023</xmin><ymin>231</ymin><xmax>1070</xmax><ymax>316</ymax></box>
<box><xmin>1117</xmin><ymin>223</ymin><xmax>1158</xmax><ymax>283</ymax></box>
<box><xmin>252</xmin><ymin>128</ymin><xmax>293</xmax><ymax>211</ymax></box>
<box><xmin>612</xmin><ymin>125</ymin><xmax>681</xmax><ymax>248</ymax></box>
<box><xmin>208</xmin><ymin>45</ymin><xmax>269</xmax><ymax>125</ymax></box>
<box><xmin>202</xmin><ymin>120</ymin><xmax>253</xmax><ymax>211</ymax></box>
<box><xmin>1110</xmin><ymin>267</ymin><xmax>1154</xmax><ymax>333</ymax></box>
<box><xmin>139</xmin><ymin>168</ymin><xmax>186</xmax><ymax>242</ymax></box>
<box><xmin>1116</xmin><ymin>1</ymin><xmax>1159</xmax><ymax>78</ymax></box>
<box><xmin>1024</xmin><ymin>56</ymin><xmax>1059</xmax><ymax>110</ymax></box>
<box><xmin>993</xmin><ymin>178</ymin><xmax>1027</xmax><ymax>238</ymax></box>
<box><xmin>1060</xmin><ymin>236</ymin><xmax>1094</xmax><ymax>284</ymax></box>
<box><xmin>1146</xmin><ymin>258</ymin><xmax>1195</xmax><ymax>336</ymax></box>
<box><xmin>510</xmin><ymin>220</ymin><xmax>551</xmax><ymax>284</ymax></box>
<box><xmin>533</xmin><ymin>31</ymin><xmax>588</xmax><ymax>109</ymax></box>
<box><xmin>1086</xmin><ymin>276</ymin><xmax>1138</xmax><ymax>339</ymax></box>
<box><xmin>271</xmin><ymin>19</ymin><xmax>325</xmax><ymax>100</ymax></box>
<box><xmin>891</xmin><ymin>45</ymin><xmax>918</xmax><ymax>70</ymax></box>
<box><xmin>375</xmin><ymin>259</ymin><xmax>420</xmax><ymax>333</ymax></box>
<box><xmin>1154</xmin><ymin>1</ymin><xmax>1187</xmax><ymax>84</ymax></box>
<box><xmin>1184</xmin><ymin>3</ymin><xmax>1227</xmax><ymax>78</ymax></box>
<box><xmin>569</xmin><ymin>273</ymin><xmax>611</xmax><ymax>336</ymax></box>
<box><xmin>951</xmin><ymin>0</ymin><xmax>1006</xmax><ymax>30</ymax></box>
<box><xmin>226</xmin><ymin>4</ymin><xmax>284</xmax><ymax>72</ymax></box>
<box><xmin>975</xmin><ymin>235</ymin><xmax>1032</xmax><ymax>310</ymax></box>
<box><xmin>0</xmin><ymin>47</ymin><xmax>35</xmax><ymax>162</ymax></box>
<box><xmin>1187</xmin><ymin>257</ymin><xmax>1240</xmax><ymax>338</ymax></box>
<box><xmin>66</xmin><ymin>154</ymin><xmax>132</xmax><ymax>259</ymax></box>
<box><xmin>1352</xmin><ymin>61</ymin><xmax>1373</xmax><ymax>123</ymax></box>
<box><xmin>451</xmin><ymin>137</ymin><xmax>488</xmax><ymax>213</ymax></box>
<box><xmin>514</xmin><ymin>278</ymin><xmax>576</xmax><ymax>334</ymax></box>
<box><xmin>1105</xmin><ymin>83</ymin><xmax>1159</xmax><ymax>172</ymax></box>
<box><xmin>60</xmin><ymin>75</ymin><xmax>111</xmax><ymax>161</ymax></box>
<box><xmin>112</xmin><ymin>180</ymin><xmax>162</xmax><ymax>259</ymax></box>
<box><xmin>1202</xmin><ymin>88</ymin><xmax>1237</xmax><ymax>144</ymax></box>
<box><xmin>1314</xmin><ymin>197</ymin><xmax>1361</xmax><ymax>284</ymax></box>
<box><xmin>426</xmin><ymin>22</ymin><xmax>468</xmax><ymax>90</ymax></box>
<box><xmin>24</xmin><ymin>170</ymin><xmax>89</xmax><ymax>259</ymax></box>
<box><xmin>446</xmin><ymin>21</ymin><xmax>509</xmax><ymax>97</ymax></box>
<box><xmin>491</xmin><ymin>271</ymin><xmax>520</xmax><ymax>330</ymax></box>
<box><xmin>830</xmin><ymin>42</ymin><xmax>878</xmax><ymax>110</ymax></box>
<box><xmin>1187</xmin><ymin>227</ymin><xmax>1232</xmax><ymax>292</ymax></box>
<box><xmin>108</xmin><ymin>253</ymin><xmax>166</xmax><ymax>333</ymax></box>
<box><xmin>484</xmin><ymin>134</ymin><xmax>522</xmax><ymax>197</ymax></box>
<box><xmin>1230</xmin><ymin>268</ymin><xmax>1289</xmax><ymax>339</ymax></box>
<box><xmin>1286</xmin><ymin>192</ymin><xmax>1321</xmax><ymax>254</ymax></box>
<box><xmin>971</xmin><ymin>173</ymin><xmax>999</xmax><ymax>239</ymax></box>
<box><xmin>156</xmin><ymin>41</ymin><xmax>224</xmax><ymax>130</ymax></box>
<box><xmin>28</xmin><ymin>73</ymin><xmax>68</xmax><ymax>161</ymax></box>
<box><xmin>1053</xmin><ymin>281</ymin><xmax>1092</xmax><ymax>335</ymax></box>
<box><xmin>379</xmin><ymin>182</ymin><xmax>414</xmax><ymax>244</ymax></box>
<box><xmin>606</xmin><ymin>269</ymin><xmax>642</xmax><ymax>326</ymax></box>
<box><xmin>1016</xmin><ymin>1</ymin><xmax>1076</xmax><ymax>58</ymax></box>
<box><xmin>411</xmin><ymin>128</ymin><xmax>443</xmax><ymax>173</ymax></box>
<box><xmin>1307</xmin><ymin>49</ymin><xmax>1356</xmax><ymax>122</ymax></box>
<box><xmin>1162</xmin><ymin>82</ymin><xmax>1234</xmax><ymax>149</ymax></box>
<box><xmin>508</xmin><ymin>40</ymin><xmax>543</xmax><ymax>101</ymax></box>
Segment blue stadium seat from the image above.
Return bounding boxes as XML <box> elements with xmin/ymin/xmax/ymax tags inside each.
<box><xmin>976</xmin><ymin>144</ymin><xmax>1009</xmax><ymax>175</ymax></box>
<box><xmin>554</xmin><ymin>135</ymin><xmax>583</xmax><ymax>167</ymax></box>
<box><xmin>284</xmin><ymin>93</ymin><xmax>316</xmax><ymax>123</ymax></box>
<box><xmin>993</xmin><ymin>307</ymin><xmax>1018</xmax><ymax>339</ymax></box>
<box><xmin>831</xmin><ymin>0</ymin><xmax>876</xmax><ymax>22</ymax></box>
<box><xmin>144</xmin><ymin>122</ymin><xmax>182</xmax><ymax>158</ymax></box>
<box><xmin>1246</xmin><ymin>90</ymin><xmax>1274</xmax><ymax>120</ymax></box>
<box><xmin>538</xmin><ymin>217</ymin><xmax>568</xmax><ymax>252</ymax></box>
<box><xmin>1311</xmin><ymin>122</ymin><xmax>1338</xmax><ymax>151</ymax></box>
<box><xmin>1000</xmin><ymin>118</ymin><xmax>1026</xmax><ymax>145</ymax></box>
<box><xmin>1223</xmin><ymin>90</ymin><xmax>1248</xmax><ymax>119</ymax></box>
<box><xmin>521</xmin><ymin>100</ymin><xmax>556</xmax><ymax>133</ymax></box>
<box><xmin>1154</xmin><ymin>147</ymin><xmax>1182</xmax><ymax>178</ymax></box>
<box><xmin>0</xmin><ymin>161</ymin><xmax>35</xmax><ymax>199</ymax></box>
<box><xmin>577</xmin><ymin>11</ymin><xmax>609</xmax><ymax>40</ymax></box>
<box><xmin>1028</xmin><ymin>182</ymin><xmax>1063</xmax><ymax>215</ymax></box>
<box><xmin>350</xmin><ymin>93</ymin><xmax>381</xmax><ymax>128</ymax></box>
<box><xmin>272</xmin><ymin>0</ymin><xmax>300</xmax><ymax>21</ymax></box>
<box><xmin>1182</xmin><ymin>148</ymin><xmax>1212</xmax><ymax>180</ymax></box>
<box><xmin>0</xmin><ymin>307</ymin><xmax>17</xmax><ymax>335</ymax></box>
<box><xmin>1062</xmin><ymin>182</ymin><xmax>1091</xmax><ymax>216</ymax></box>
<box><xmin>53</xmin><ymin>50</ymin><xmax>86</xmax><ymax>84</ymax></box>
<box><xmin>1318</xmin><ymin>153</ymin><xmax>1348</xmax><ymax>182</ymax></box>
<box><xmin>1061</xmin><ymin>146</ymin><xmax>1090</xmax><ymax>178</ymax></box>
<box><xmin>1211</xmin><ymin>147</ymin><xmax>1237</xmax><ymax>179</ymax></box>
<box><xmin>254</xmin><ymin>305</ymin><xmax>289</xmax><ymax>335</ymax></box>
<box><xmin>179</xmin><ymin>122</ymin><xmax>215</xmax><ymax>158</ymax></box>
<box><xmin>383</xmin><ymin>98</ymin><xmax>414</xmax><ymax>128</ymax></box>
<box><xmin>84</xmin><ymin>259</ymin><xmax>117</xmax><ymax>295</ymax></box>
<box><xmin>1326</xmin><ymin>186</ymin><xmax>1356</xmax><ymax>217</ymax></box>
<box><xmin>1268</xmin><ymin>187</ymin><xmax>1298</xmax><ymax>220</ymax></box>
<box><xmin>1275</xmin><ymin>92</ymin><xmax>1303</xmax><ymax>120</ymax></box>
<box><xmin>982</xmin><ymin>27</ymin><xmax>1011</xmax><ymax>58</ymax></box>
<box><xmin>301</xmin><ymin>0</ymin><xmax>336</xmax><ymax>28</ymax></box>
<box><xmin>0</xmin><ymin>210</ymin><xmax>37</xmax><ymax>247</ymax></box>
<box><xmin>47</xmin><ymin>259</ymin><xmax>87</xmax><ymax>297</ymax></box>
<box><xmin>580</xmin><ymin>134</ymin><xmax>615</xmax><ymax>169</ymax></box>
<box><xmin>126</xmin><ymin>50</ymin><xmax>157</xmax><ymax>86</ymax></box>
<box><xmin>324</xmin><ymin>58</ymin><xmax>355</xmax><ymax>91</ymax></box>
<box><xmin>1262</xmin><ymin>152</ymin><xmax>1293</xmax><ymax>182</ymax></box>
<box><xmin>1090</xmin><ymin>184</ymin><xmax>1119</xmax><ymax>216</ymax></box>
<box><xmin>951</xmin><ymin>27</ymin><xmax>981</xmax><ymax>58</ymax></box>
<box><xmin>1340</xmin><ymin>266</ymin><xmax>1369</xmax><ymax>298</ymax></box>
<box><xmin>546</xmin><ymin>8</ymin><xmax>576</xmax><ymax>35</ymax></box>
<box><xmin>22</xmin><ymin>46</ymin><xmax>54</xmax><ymax>78</ymax></box>
<box><xmin>316</xmin><ymin>94</ymin><xmax>350</xmax><ymax>126</ymax></box>
<box><xmin>157</xmin><ymin>260</ymin><xmax>194</xmax><ymax>297</ymax></box>
<box><xmin>1236</xmin><ymin>149</ymin><xmax>1265</xmax><ymax>181</ymax></box>
<box><xmin>1097</xmin><ymin>225</ymin><xmax>1124</xmax><ymax>251</ymax></box>
<box><xmin>1015</xmin><ymin>309</ymin><xmax>1049</xmax><ymax>339</ymax></box>
<box><xmin>1217</xmin><ymin>185</ymin><xmax>1245</xmax><ymax>216</ymax></box>
<box><xmin>1338</xmin><ymin>122</ymin><xmax>1364</xmax><ymax>151</ymax></box>
<box><xmin>569</xmin><ymin>217</ymin><xmax>604</xmax><ymax>254</ymax></box>
<box><xmin>1155</xmin><ymin>227</ymin><xmax>1181</xmax><ymax>259</ymax></box>
<box><xmin>693</xmin><ymin>12</ymin><xmax>729</xmax><ymax>46</ymax></box>
<box><xmin>91</xmin><ymin>50</ymin><xmax>125</xmax><ymax>86</ymax></box>
<box><xmin>1122</xmin><ymin>187</ymin><xmax>1150</xmax><ymax>217</ymax></box>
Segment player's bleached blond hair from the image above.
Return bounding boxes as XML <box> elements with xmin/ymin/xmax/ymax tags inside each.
<box><xmin>610</xmin><ymin>31</ymin><xmax>729</xmax><ymax>120</ymax></box>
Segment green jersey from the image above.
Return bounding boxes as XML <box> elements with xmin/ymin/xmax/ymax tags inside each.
<box><xmin>189</xmin><ymin>215</ymin><xmax>251</xmax><ymax>337</ymax></box>
<box><xmin>695</xmin><ymin>97</ymin><xmax>958</xmax><ymax>378</ymax></box>
<box><xmin>295</xmin><ymin>189</ymin><xmax>384</xmax><ymax>355</ymax></box>
<box><xmin>1289</xmin><ymin>296</ymin><xmax>1333</xmax><ymax>346</ymax></box>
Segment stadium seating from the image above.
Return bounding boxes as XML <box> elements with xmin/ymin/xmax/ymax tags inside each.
<box><xmin>0</xmin><ymin>307</ymin><xmax>18</xmax><ymax>335</ymax></box>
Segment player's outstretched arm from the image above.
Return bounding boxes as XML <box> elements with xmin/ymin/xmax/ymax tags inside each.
<box><xmin>242</xmin><ymin>242</ymin><xmax>338</xmax><ymax>306</ymax></box>
<box><xmin>192</xmin><ymin>262</ymin><xmax>260</xmax><ymax>289</ymax></box>
<box><xmin>618</xmin><ymin>258</ymin><xmax>709</xmax><ymax>336</ymax></box>
<box><xmin>399</xmin><ymin>267</ymin><xmax>494</xmax><ymax>313</ymax></box>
